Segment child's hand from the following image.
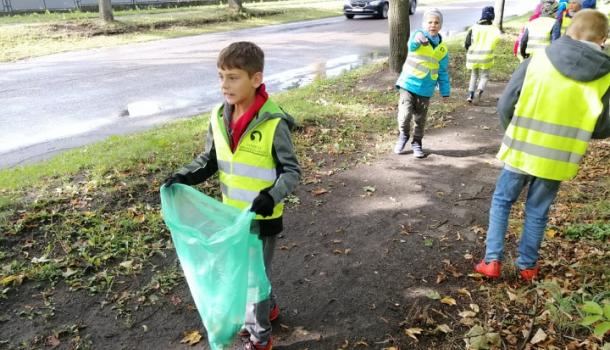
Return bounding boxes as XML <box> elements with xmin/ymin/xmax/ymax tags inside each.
<box><xmin>251</xmin><ymin>191</ymin><xmax>275</xmax><ymax>217</ymax></box>
<box><xmin>415</xmin><ymin>32</ymin><xmax>429</xmax><ymax>46</ymax></box>
<box><xmin>164</xmin><ymin>174</ymin><xmax>187</xmax><ymax>188</ymax></box>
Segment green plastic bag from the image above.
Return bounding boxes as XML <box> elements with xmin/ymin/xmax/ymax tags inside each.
<box><xmin>160</xmin><ymin>184</ymin><xmax>271</xmax><ymax>350</ymax></box>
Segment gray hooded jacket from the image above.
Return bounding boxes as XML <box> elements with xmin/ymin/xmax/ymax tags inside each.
<box><xmin>498</xmin><ymin>35</ymin><xmax>610</xmax><ymax>139</ymax></box>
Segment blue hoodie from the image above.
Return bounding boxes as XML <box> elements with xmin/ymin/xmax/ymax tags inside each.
<box><xmin>395</xmin><ymin>29</ymin><xmax>451</xmax><ymax>98</ymax></box>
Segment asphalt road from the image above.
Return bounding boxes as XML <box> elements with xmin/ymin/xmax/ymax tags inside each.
<box><xmin>0</xmin><ymin>0</ymin><xmax>531</xmax><ymax>168</ymax></box>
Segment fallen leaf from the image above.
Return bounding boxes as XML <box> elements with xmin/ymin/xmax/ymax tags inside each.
<box><xmin>457</xmin><ymin>288</ymin><xmax>472</xmax><ymax>299</ymax></box>
<box><xmin>180</xmin><ymin>330</ymin><xmax>202</xmax><ymax>345</ymax></box>
<box><xmin>31</xmin><ymin>256</ymin><xmax>51</xmax><ymax>264</ymax></box>
<box><xmin>436</xmin><ymin>272</ymin><xmax>447</xmax><ymax>284</ymax></box>
<box><xmin>354</xmin><ymin>339</ymin><xmax>369</xmax><ymax>347</ymax></box>
<box><xmin>46</xmin><ymin>335</ymin><xmax>60</xmax><ymax>348</ymax></box>
<box><xmin>311</xmin><ymin>187</ymin><xmax>328</xmax><ymax>196</ymax></box>
<box><xmin>530</xmin><ymin>328</ymin><xmax>547</xmax><ymax>344</ymax></box>
<box><xmin>362</xmin><ymin>186</ymin><xmax>376</xmax><ymax>193</ymax></box>
<box><xmin>436</xmin><ymin>324</ymin><xmax>453</xmax><ymax>333</ymax></box>
<box><xmin>405</xmin><ymin>327</ymin><xmax>423</xmax><ymax>341</ymax></box>
<box><xmin>0</xmin><ymin>275</ymin><xmax>24</xmax><ymax>287</ymax></box>
<box><xmin>546</xmin><ymin>229</ymin><xmax>557</xmax><ymax>238</ymax></box>
<box><xmin>460</xmin><ymin>317</ymin><xmax>476</xmax><ymax>326</ymax></box>
<box><xmin>459</xmin><ymin>310</ymin><xmax>477</xmax><ymax>318</ymax></box>
<box><xmin>470</xmin><ymin>304</ymin><xmax>480</xmax><ymax>313</ymax></box>
<box><xmin>119</xmin><ymin>260</ymin><xmax>134</xmax><ymax>269</ymax></box>
<box><xmin>61</xmin><ymin>268</ymin><xmax>78</xmax><ymax>278</ymax></box>
<box><xmin>440</xmin><ymin>296</ymin><xmax>457</xmax><ymax>306</ymax></box>
<box><xmin>170</xmin><ymin>295</ymin><xmax>182</xmax><ymax>306</ymax></box>
<box><xmin>426</xmin><ymin>291</ymin><xmax>441</xmax><ymax>300</ymax></box>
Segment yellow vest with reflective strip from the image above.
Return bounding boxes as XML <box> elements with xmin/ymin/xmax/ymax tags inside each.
<box><xmin>466</xmin><ymin>24</ymin><xmax>502</xmax><ymax>69</ymax></box>
<box><xmin>525</xmin><ymin>17</ymin><xmax>556</xmax><ymax>55</ymax></box>
<box><xmin>402</xmin><ymin>41</ymin><xmax>448</xmax><ymax>80</ymax></box>
<box><xmin>211</xmin><ymin>100</ymin><xmax>284</xmax><ymax>220</ymax></box>
<box><xmin>497</xmin><ymin>53</ymin><xmax>610</xmax><ymax>181</ymax></box>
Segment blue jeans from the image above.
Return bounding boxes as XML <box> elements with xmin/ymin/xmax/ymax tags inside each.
<box><xmin>484</xmin><ymin>168</ymin><xmax>561</xmax><ymax>269</ymax></box>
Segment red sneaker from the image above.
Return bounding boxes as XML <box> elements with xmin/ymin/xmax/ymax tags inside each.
<box><xmin>269</xmin><ymin>304</ymin><xmax>280</xmax><ymax>322</ymax></box>
<box><xmin>244</xmin><ymin>338</ymin><xmax>272</xmax><ymax>350</ymax></box>
<box><xmin>519</xmin><ymin>266</ymin><xmax>539</xmax><ymax>282</ymax></box>
<box><xmin>474</xmin><ymin>260</ymin><xmax>501</xmax><ymax>278</ymax></box>
<box><xmin>238</xmin><ymin>305</ymin><xmax>280</xmax><ymax>337</ymax></box>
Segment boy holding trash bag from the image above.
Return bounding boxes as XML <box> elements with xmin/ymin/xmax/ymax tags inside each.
<box><xmin>165</xmin><ymin>41</ymin><xmax>301</xmax><ymax>350</ymax></box>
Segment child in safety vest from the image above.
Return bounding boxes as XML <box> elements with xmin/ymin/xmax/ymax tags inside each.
<box><xmin>555</xmin><ymin>0</ymin><xmax>583</xmax><ymax>38</ymax></box>
<box><xmin>475</xmin><ymin>10</ymin><xmax>610</xmax><ymax>282</ymax></box>
<box><xmin>165</xmin><ymin>41</ymin><xmax>301</xmax><ymax>350</ymax></box>
<box><xmin>464</xmin><ymin>6</ymin><xmax>501</xmax><ymax>105</ymax></box>
<box><xmin>518</xmin><ymin>0</ymin><xmax>561</xmax><ymax>60</ymax></box>
<box><xmin>393</xmin><ymin>8</ymin><xmax>451</xmax><ymax>158</ymax></box>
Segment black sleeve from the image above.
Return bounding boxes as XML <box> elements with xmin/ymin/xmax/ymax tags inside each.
<box><xmin>520</xmin><ymin>29</ymin><xmax>529</xmax><ymax>59</ymax></box>
<box><xmin>497</xmin><ymin>59</ymin><xmax>530</xmax><ymax>130</ymax></box>
<box><xmin>465</xmin><ymin>29</ymin><xmax>472</xmax><ymax>50</ymax></box>
<box><xmin>592</xmin><ymin>88</ymin><xmax>610</xmax><ymax>139</ymax></box>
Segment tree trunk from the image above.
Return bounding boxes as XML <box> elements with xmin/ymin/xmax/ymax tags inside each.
<box><xmin>388</xmin><ymin>0</ymin><xmax>411</xmax><ymax>74</ymax></box>
<box><xmin>228</xmin><ymin>0</ymin><xmax>243</xmax><ymax>12</ymax></box>
<box><xmin>99</xmin><ymin>0</ymin><xmax>114</xmax><ymax>22</ymax></box>
<box><xmin>493</xmin><ymin>0</ymin><xmax>506</xmax><ymax>32</ymax></box>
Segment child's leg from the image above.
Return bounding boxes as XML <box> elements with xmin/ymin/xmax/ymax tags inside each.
<box><xmin>411</xmin><ymin>94</ymin><xmax>431</xmax><ymax>143</ymax></box>
<box><xmin>397</xmin><ymin>89</ymin><xmax>414</xmax><ymax>136</ymax></box>
<box><xmin>245</xmin><ymin>235</ymin><xmax>276</xmax><ymax>344</ymax></box>
<box><xmin>484</xmin><ymin>168</ymin><xmax>529</xmax><ymax>262</ymax></box>
<box><xmin>468</xmin><ymin>68</ymin><xmax>479</xmax><ymax>94</ymax></box>
<box><xmin>477</xmin><ymin>69</ymin><xmax>490</xmax><ymax>93</ymax></box>
<box><xmin>516</xmin><ymin>177</ymin><xmax>561</xmax><ymax>269</ymax></box>
<box><xmin>394</xmin><ymin>89</ymin><xmax>414</xmax><ymax>153</ymax></box>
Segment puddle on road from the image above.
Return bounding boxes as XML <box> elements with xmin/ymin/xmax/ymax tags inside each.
<box><xmin>265</xmin><ymin>51</ymin><xmax>389</xmax><ymax>91</ymax></box>
<box><xmin>120</xmin><ymin>51</ymin><xmax>388</xmax><ymax>119</ymax></box>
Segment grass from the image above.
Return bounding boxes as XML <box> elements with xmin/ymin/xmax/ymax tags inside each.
<box><xmin>0</xmin><ymin>0</ymin><xmax>343</xmax><ymax>62</ymax></box>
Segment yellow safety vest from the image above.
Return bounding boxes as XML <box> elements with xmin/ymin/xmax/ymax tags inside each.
<box><xmin>561</xmin><ymin>15</ymin><xmax>571</xmax><ymax>34</ymax></box>
<box><xmin>497</xmin><ymin>53</ymin><xmax>610</xmax><ymax>181</ymax></box>
<box><xmin>402</xmin><ymin>40</ymin><xmax>448</xmax><ymax>80</ymax></box>
<box><xmin>466</xmin><ymin>24</ymin><xmax>502</xmax><ymax>70</ymax></box>
<box><xmin>525</xmin><ymin>17</ymin><xmax>556</xmax><ymax>55</ymax></box>
<box><xmin>211</xmin><ymin>100</ymin><xmax>285</xmax><ymax>220</ymax></box>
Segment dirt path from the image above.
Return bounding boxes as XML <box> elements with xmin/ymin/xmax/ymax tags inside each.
<box><xmin>270</xmin><ymin>82</ymin><xmax>507</xmax><ymax>349</ymax></box>
<box><xmin>0</xmin><ymin>82</ymin><xmax>509</xmax><ymax>350</ymax></box>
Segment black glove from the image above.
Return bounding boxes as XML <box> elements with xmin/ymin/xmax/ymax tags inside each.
<box><xmin>164</xmin><ymin>174</ymin><xmax>187</xmax><ymax>188</ymax></box>
<box><xmin>250</xmin><ymin>191</ymin><xmax>275</xmax><ymax>217</ymax></box>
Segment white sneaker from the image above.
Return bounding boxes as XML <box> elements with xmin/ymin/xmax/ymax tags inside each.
<box><xmin>412</xmin><ymin>142</ymin><xmax>425</xmax><ymax>158</ymax></box>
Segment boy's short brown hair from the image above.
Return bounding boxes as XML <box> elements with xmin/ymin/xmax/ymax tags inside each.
<box><xmin>566</xmin><ymin>9</ymin><xmax>609</xmax><ymax>42</ymax></box>
<box><xmin>217</xmin><ymin>41</ymin><xmax>264</xmax><ymax>76</ymax></box>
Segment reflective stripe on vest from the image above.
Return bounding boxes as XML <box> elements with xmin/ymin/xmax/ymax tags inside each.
<box><xmin>402</xmin><ymin>41</ymin><xmax>448</xmax><ymax>80</ymax></box>
<box><xmin>497</xmin><ymin>53</ymin><xmax>610</xmax><ymax>181</ymax></box>
<box><xmin>466</xmin><ymin>24</ymin><xmax>501</xmax><ymax>69</ymax></box>
<box><xmin>211</xmin><ymin>101</ymin><xmax>285</xmax><ymax>220</ymax></box>
<box><xmin>525</xmin><ymin>17</ymin><xmax>556</xmax><ymax>55</ymax></box>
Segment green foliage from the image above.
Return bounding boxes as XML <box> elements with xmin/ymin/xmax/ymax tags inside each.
<box><xmin>565</xmin><ymin>223</ymin><xmax>610</xmax><ymax>241</ymax></box>
<box><xmin>581</xmin><ymin>300</ymin><xmax>610</xmax><ymax>338</ymax></box>
<box><xmin>538</xmin><ymin>281</ymin><xmax>582</xmax><ymax>333</ymax></box>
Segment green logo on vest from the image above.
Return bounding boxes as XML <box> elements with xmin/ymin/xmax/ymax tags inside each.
<box><xmin>250</xmin><ymin>131</ymin><xmax>263</xmax><ymax>142</ymax></box>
